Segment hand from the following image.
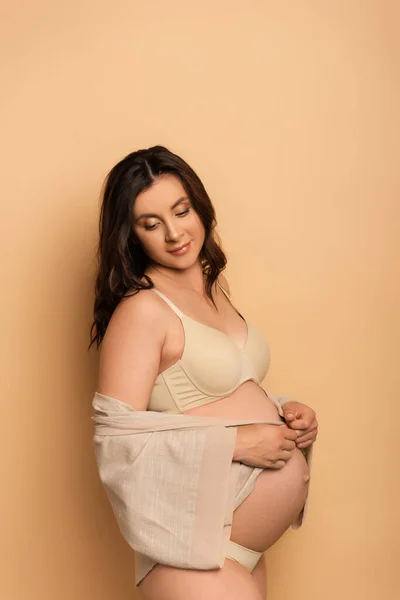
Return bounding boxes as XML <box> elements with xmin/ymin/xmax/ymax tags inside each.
<box><xmin>233</xmin><ymin>423</ymin><xmax>298</xmax><ymax>469</ymax></box>
<box><xmin>282</xmin><ymin>401</ymin><xmax>318</xmax><ymax>449</ymax></box>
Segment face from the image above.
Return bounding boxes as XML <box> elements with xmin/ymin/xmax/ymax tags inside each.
<box><xmin>132</xmin><ymin>174</ymin><xmax>206</xmax><ymax>270</ymax></box>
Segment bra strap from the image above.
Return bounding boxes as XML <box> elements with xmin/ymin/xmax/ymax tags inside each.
<box><xmin>151</xmin><ymin>289</ymin><xmax>184</xmax><ymax>319</ymax></box>
<box><xmin>216</xmin><ymin>280</ymin><xmax>231</xmax><ymax>299</ymax></box>
<box><xmin>216</xmin><ymin>280</ymin><xmax>246</xmax><ymax>321</ymax></box>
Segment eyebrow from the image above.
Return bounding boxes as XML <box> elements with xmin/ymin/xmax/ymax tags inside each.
<box><xmin>134</xmin><ymin>196</ymin><xmax>190</xmax><ymax>221</ymax></box>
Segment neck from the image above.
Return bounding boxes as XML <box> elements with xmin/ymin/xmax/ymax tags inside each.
<box><xmin>148</xmin><ymin>261</ymin><xmax>206</xmax><ymax>294</ymax></box>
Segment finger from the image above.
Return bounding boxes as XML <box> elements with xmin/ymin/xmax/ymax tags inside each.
<box><xmin>283</xmin><ymin>411</ymin><xmax>296</xmax><ymax>422</ymax></box>
<box><xmin>296</xmin><ymin>421</ymin><xmax>318</xmax><ymax>435</ymax></box>
<box><xmin>286</xmin><ymin>418</ymin><xmax>309</xmax><ymax>430</ymax></box>
<box><xmin>283</xmin><ymin>428</ymin><xmax>299</xmax><ymax>441</ymax></box>
<box><xmin>303</xmin><ymin>418</ymin><xmax>318</xmax><ymax>431</ymax></box>
<box><xmin>297</xmin><ymin>439</ymin><xmax>314</xmax><ymax>449</ymax></box>
<box><xmin>297</xmin><ymin>429</ymin><xmax>317</xmax><ymax>443</ymax></box>
<box><xmin>280</xmin><ymin>449</ymin><xmax>294</xmax><ymax>460</ymax></box>
<box><xmin>287</xmin><ymin>409</ymin><xmax>315</xmax><ymax>428</ymax></box>
<box><xmin>283</xmin><ymin>409</ymin><xmax>302</xmax><ymax>421</ymax></box>
<box><xmin>296</xmin><ymin>424</ymin><xmax>318</xmax><ymax>443</ymax></box>
<box><xmin>282</xmin><ymin>439</ymin><xmax>296</xmax><ymax>452</ymax></box>
<box><xmin>296</xmin><ymin>432</ymin><xmax>317</xmax><ymax>447</ymax></box>
<box><xmin>276</xmin><ymin>450</ymin><xmax>293</xmax><ymax>463</ymax></box>
<box><xmin>270</xmin><ymin>459</ymin><xmax>286</xmax><ymax>469</ymax></box>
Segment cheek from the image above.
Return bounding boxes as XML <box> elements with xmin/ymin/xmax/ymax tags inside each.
<box><xmin>191</xmin><ymin>214</ymin><xmax>206</xmax><ymax>239</ymax></box>
<box><xmin>135</xmin><ymin>231</ymin><xmax>163</xmax><ymax>257</ymax></box>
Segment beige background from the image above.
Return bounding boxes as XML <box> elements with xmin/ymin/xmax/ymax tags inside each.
<box><xmin>2</xmin><ymin>1</ymin><xmax>399</xmax><ymax>599</ymax></box>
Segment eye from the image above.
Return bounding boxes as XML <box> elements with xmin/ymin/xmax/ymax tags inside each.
<box><xmin>144</xmin><ymin>222</ymin><xmax>159</xmax><ymax>231</ymax></box>
<box><xmin>176</xmin><ymin>208</ymin><xmax>190</xmax><ymax>217</ymax></box>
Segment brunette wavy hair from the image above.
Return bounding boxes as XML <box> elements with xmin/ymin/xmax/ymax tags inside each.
<box><xmin>89</xmin><ymin>145</ymin><xmax>227</xmax><ymax>348</ymax></box>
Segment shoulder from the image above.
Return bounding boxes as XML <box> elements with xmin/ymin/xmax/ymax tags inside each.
<box><xmin>117</xmin><ymin>287</ymin><xmax>165</xmax><ymax>319</ymax></box>
<box><xmin>104</xmin><ymin>288</ymin><xmax>170</xmax><ymax>344</ymax></box>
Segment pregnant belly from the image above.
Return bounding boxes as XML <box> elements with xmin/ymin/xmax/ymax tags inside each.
<box><xmin>183</xmin><ymin>381</ymin><xmax>310</xmax><ymax>552</ymax></box>
<box><xmin>230</xmin><ymin>448</ymin><xmax>309</xmax><ymax>551</ymax></box>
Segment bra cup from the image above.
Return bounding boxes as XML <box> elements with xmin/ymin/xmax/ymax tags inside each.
<box><xmin>243</xmin><ymin>323</ymin><xmax>271</xmax><ymax>382</ymax></box>
<box><xmin>148</xmin><ymin>313</ymin><xmax>271</xmax><ymax>413</ymax></box>
<box><xmin>181</xmin><ymin>319</ymin><xmax>244</xmax><ymax>394</ymax></box>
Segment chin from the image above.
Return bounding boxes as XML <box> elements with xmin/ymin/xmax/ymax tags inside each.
<box><xmin>170</xmin><ymin>257</ymin><xmax>199</xmax><ymax>270</ymax></box>
<box><xmin>158</xmin><ymin>253</ymin><xmax>200</xmax><ymax>271</ymax></box>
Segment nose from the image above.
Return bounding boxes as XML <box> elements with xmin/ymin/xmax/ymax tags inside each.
<box><xmin>165</xmin><ymin>222</ymin><xmax>183</xmax><ymax>243</ymax></box>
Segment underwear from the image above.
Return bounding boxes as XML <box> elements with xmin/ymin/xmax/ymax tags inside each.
<box><xmin>225</xmin><ymin>540</ymin><xmax>263</xmax><ymax>572</ymax></box>
<box><xmin>148</xmin><ymin>283</ymin><xmax>272</xmax><ymax>413</ymax></box>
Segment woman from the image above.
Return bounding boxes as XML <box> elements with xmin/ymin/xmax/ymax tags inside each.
<box><xmin>90</xmin><ymin>145</ymin><xmax>318</xmax><ymax>600</ymax></box>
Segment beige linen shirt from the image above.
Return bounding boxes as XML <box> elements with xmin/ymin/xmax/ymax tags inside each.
<box><xmin>92</xmin><ymin>392</ymin><xmax>312</xmax><ymax>585</ymax></box>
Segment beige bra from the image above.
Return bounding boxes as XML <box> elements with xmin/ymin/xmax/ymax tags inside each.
<box><xmin>148</xmin><ymin>284</ymin><xmax>271</xmax><ymax>413</ymax></box>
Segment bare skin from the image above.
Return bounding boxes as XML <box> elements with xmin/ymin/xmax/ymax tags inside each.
<box><xmin>138</xmin><ymin>555</ymin><xmax>267</xmax><ymax>600</ymax></box>
<box><xmin>98</xmin><ymin>174</ymin><xmax>314</xmax><ymax>600</ymax></box>
<box><xmin>135</xmin><ymin>285</ymin><xmax>309</xmax><ymax>600</ymax></box>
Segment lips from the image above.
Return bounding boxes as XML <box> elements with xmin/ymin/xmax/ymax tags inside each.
<box><xmin>168</xmin><ymin>241</ymin><xmax>191</xmax><ymax>254</ymax></box>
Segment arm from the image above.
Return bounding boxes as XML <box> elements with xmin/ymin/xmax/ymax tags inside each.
<box><xmin>97</xmin><ymin>290</ymin><xmax>167</xmax><ymax>410</ymax></box>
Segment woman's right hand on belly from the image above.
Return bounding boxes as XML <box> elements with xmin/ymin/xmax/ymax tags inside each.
<box><xmin>233</xmin><ymin>424</ymin><xmax>298</xmax><ymax>469</ymax></box>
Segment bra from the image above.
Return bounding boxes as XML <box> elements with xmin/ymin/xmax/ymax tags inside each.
<box><xmin>148</xmin><ymin>284</ymin><xmax>271</xmax><ymax>413</ymax></box>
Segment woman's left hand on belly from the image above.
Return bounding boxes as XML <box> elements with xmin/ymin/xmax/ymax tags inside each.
<box><xmin>281</xmin><ymin>401</ymin><xmax>318</xmax><ymax>449</ymax></box>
